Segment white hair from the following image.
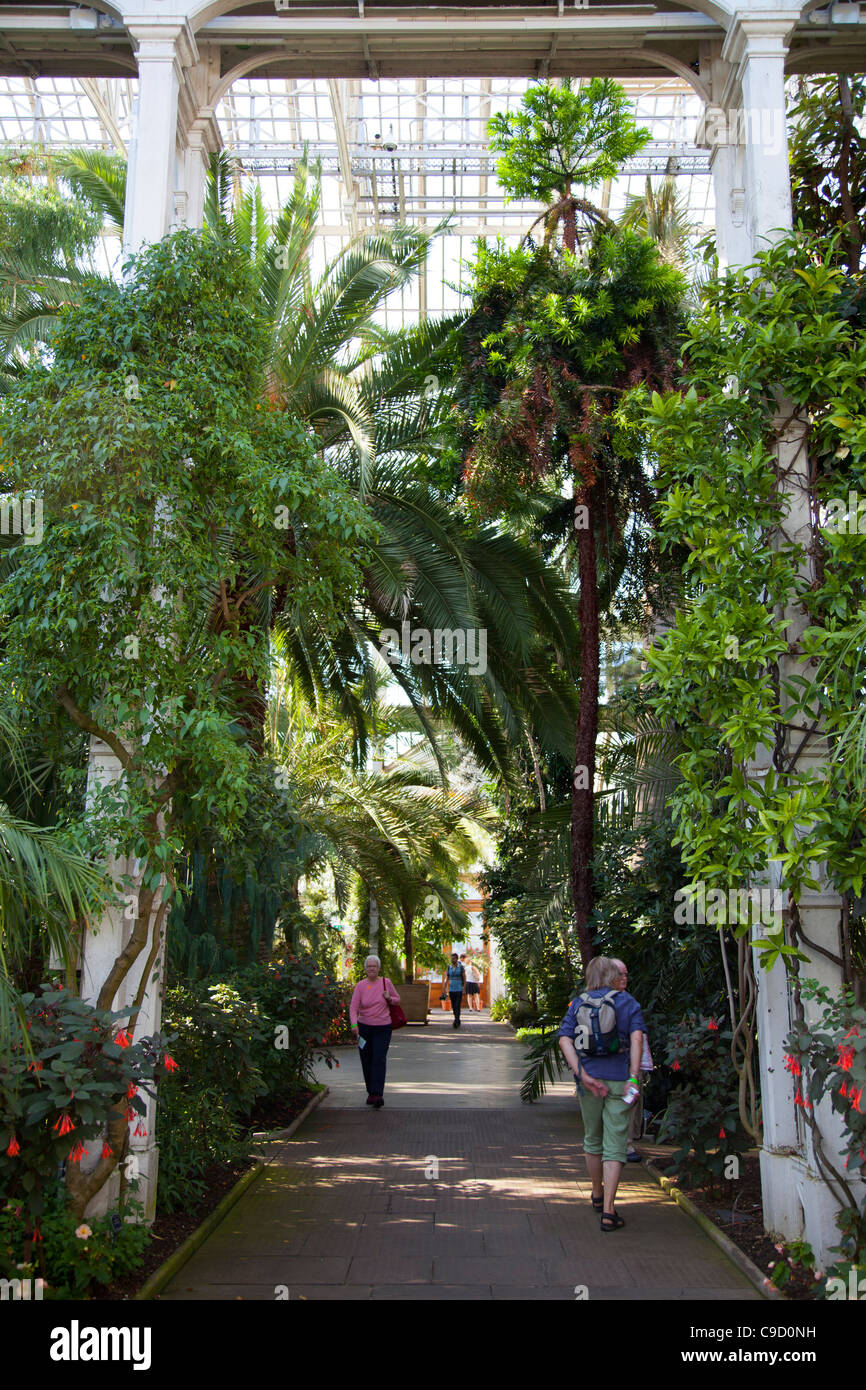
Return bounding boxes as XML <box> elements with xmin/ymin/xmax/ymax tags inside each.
<box><xmin>364</xmin><ymin>955</ymin><xmax>381</xmax><ymax>967</ymax></box>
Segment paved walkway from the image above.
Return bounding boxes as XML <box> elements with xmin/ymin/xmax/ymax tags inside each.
<box><xmin>158</xmin><ymin>1011</ymin><xmax>761</xmax><ymax>1301</ymax></box>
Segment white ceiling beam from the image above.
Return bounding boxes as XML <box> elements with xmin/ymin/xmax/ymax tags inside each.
<box><xmin>326</xmin><ymin>77</ymin><xmax>359</xmax><ymax>235</ymax></box>
<box><xmin>79</xmin><ymin>77</ymin><xmax>127</xmax><ymax>155</ymax></box>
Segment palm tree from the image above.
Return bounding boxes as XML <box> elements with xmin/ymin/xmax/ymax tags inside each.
<box><xmin>266</xmin><ymin>663</ymin><xmax>495</xmax><ymax>978</ymax></box>
<box><xmin>0</xmin><ymin>707</ymin><xmax>108</xmax><ymax>1058</ymax></box>
<box><xmin>618</xmin><ymin>174</ymin><xmax>696</xmax><ymax>269</ymax></box>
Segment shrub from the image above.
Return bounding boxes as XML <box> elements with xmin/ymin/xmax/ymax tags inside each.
<box><xmin>0</xmin><ymin>984</ymin><xmax>171</xmax><ymax>1234</ymax></box>
<box><xmin>489</xmin><ymin>996</ymin><xmax>511</xmax><ymax>1022</ymax></box>
<box><xmin>508</xmin><ymin>999</ymin><xmax>538</xmax><ymax>1027</ymax></box>
<box><xmin>156</xmin><ymin>954</ymin><xmax>343</xmax><ymax>1212</ymax></box>
<box><xmin>656</xmin><ymin>1014</ymin><xmax>751</xmax><ymax>1184</ymax></box>
<box><xmin>0</xmin><ymin>1183</ymin><xmax>151</xmax><ymax>1299</ymax></box>
<box><xmin>155</xmin><ymin>1088</ymin><xmax>249</xmax><ymax>1214</ymax></box>
<box><xmin>233</xmin><ymin>952</ymin><xmax>343</xmax><ymax>1096</ymax></box>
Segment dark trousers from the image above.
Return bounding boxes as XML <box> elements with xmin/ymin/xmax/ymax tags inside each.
<box><xmin>358</xmin><ymin>1022</ymin><xmax>392</xmax><ymax>1096</ymax></box>
<box><xmin>450</xmin><ymin>991</ymin><xmax>463</xmax><ymax>1023</ymax></box>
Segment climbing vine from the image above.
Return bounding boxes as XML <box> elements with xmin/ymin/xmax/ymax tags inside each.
<box><xmin>642</xmin><ymin>228</ymin><xmax>866</xmax><ymax>1200</ymax></box>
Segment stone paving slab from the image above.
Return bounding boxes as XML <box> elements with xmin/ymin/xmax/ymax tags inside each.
<box><xmin>158</xmin><ymin>1013</ymin><xmax>763</xmax><ymax>1302</ymax></box>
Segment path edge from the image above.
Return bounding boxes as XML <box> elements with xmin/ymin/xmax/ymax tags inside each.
<box><xmin>252</xmin><ymin>1084</ymin><xmax>329</xmax><ymax>1141</ymax></box>
<box><xmin>135</xmin><ymin>1087</ymin><xmax>330</xmax><ymax>1300</ymax></box>
<box><xmin>644</xmin><ymin>1158</ymin><xmax>785</xmax><ymax>1301</ymax></box>
<box><xmin>134</xmin><ymin>1161</ymin><xmax>265</xmax><ymax>1301</ymax></box>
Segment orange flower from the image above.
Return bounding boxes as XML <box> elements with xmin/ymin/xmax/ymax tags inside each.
<box><xmin>68</xmin><ymin>1141</ymin><xmax>86</xmax><ymax>1162</ymax></box>
<box><xmin>6</xmin><ymin>1136</ymin><xmax>20</xmax><ymax>1157</ymax></box>
<box><xmin>115</xmin><ymin>1029</ymin><xmax>131</xmax><ymax>1048</ymax></box>
<box><xmin>53</xmin><ymin>1113</ymin><xmax>75</xmax><ymax>1136</ymax></box>
<box><xmin>707</xmin><ymin>1019</ymin><xmax>719</xmax><ymax>1031</ymax></box>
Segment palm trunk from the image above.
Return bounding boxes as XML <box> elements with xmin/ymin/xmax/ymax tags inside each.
<box><xmin>571</xmin><ymin>477</ymin><xmax>599</xmax><ymax>968</ymax></box>
<box><xmin>402</xmin><ymin>902</ymin><xmax>415</xmax><ymax>982</ymax></box>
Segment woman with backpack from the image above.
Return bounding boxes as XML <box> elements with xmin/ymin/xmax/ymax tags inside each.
<box><xmin>557</xmin><ymin>955</ymin><xmax>646</xmax><ymax>1231</ymax></box>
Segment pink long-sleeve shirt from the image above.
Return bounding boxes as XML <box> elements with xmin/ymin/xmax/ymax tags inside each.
<box><xmin>349</xmin><ymin>976</ymin><xmax>400</xmax><ymax>1027</ymax></box>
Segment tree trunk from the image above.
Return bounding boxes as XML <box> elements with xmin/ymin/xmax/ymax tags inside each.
<box><xmin>570</xmin><ymin>477</ymin><xmax>599</xmax><ymax>968</ymax></box>
<box><xmin>836</xmin><ymin>76</ymin><xmax>863</xmax><ymax>275</ymax></box>
<box><xmin>402</xmin><ymin>903</ymin><xmax>415</xmax><ymax>983</ymax></box>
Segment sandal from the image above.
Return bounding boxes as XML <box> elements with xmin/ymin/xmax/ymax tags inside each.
<box><xmin>590</xmin><ymin>1194</ymin><xmax>604</xmax><ymax>1212</ymax></box>
<box><xmin>600</xmin><ymin>1211</ymin><xmax>625</xmax><ymax>1232</ymax></box>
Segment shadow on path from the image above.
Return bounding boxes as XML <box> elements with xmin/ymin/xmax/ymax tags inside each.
<box><xmin>158</xmin><ymin>1012</ymin><xmax>761</xmax><ymax>1301</ymax></box>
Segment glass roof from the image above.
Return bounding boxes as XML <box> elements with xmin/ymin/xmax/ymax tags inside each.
<box><xmin>0</xmin><ymin>72</ymin><xmax>715</xmax><ymax>320</ymax></box>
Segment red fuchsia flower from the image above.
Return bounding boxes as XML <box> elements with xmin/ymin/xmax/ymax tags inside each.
<box><xmin>127</xmin><ymin>1083</ymin><xmax>137</xmax><ymax>1099</ymax></box>
<box><xmin>719</xmin><ymin>1127</ymin><xmax>726</xmax><ymax>1139</ymax></box>
<box><xmin>53</xmin><ymin>1113</ymin><xmax>75</xmax><ymax>1136</ymax></box>
<box><xmin>163</xmin><ymin>1053</ymin><xmax>179</xmax><ymax>1073</ymax></box>
<box><xmin>849</xmin><ymin>1086</ymin><xmax>863</xmax><ymax>1113</ymax></box>
<box><xmin>133</xmin><ymin>1123</ymin><xmax>147</xmax><ymax>1138</ymax></box>
<box><xmin>67</xmin><ymin>1141</ymin><xmax>86</xmax><ymax>1163</ymax></box>
<box><xmin>794</xmin><ymin>1087</ymin><xmax>804</xmax><ymax>1107</ymax></box>
<box><xmin>707</xmin><ymin>1019</ymin><xmax>719</xmax><ymax>1031</ymax></box>
<box><xmin>125</xmin><ymin>1108</ymin><xmax>136</xmax><ymax>1123</ymax></box>
<box><xmin>840</xmin><ymin>1081</ymin><xmax>848</xmax><ymax>1098</ymax></box>
<box><xmin>26</xmin><ymin>1060</ymin><xmax>44</xmax><ymax>1072</ymax></box>
<box><xmin>6</xmin><ymin>1136</ymin><xmax>20</xmax><ymax>1157</ymax></box>
<box><xmin>843</xmin><ymin>1025</ymin><xmax>861</xmax><ymax>1039</ymax></box>
<box><xmin>838</xmin><ymin>1045</ymin><xmax>855</xmax><ymax>1072</ymax></box>
<box><xmin>101</xmin><ymin>1142</ymin><xmax>113</xmax><ymax>1159</ymax></box>
<box><xmin>114</xmin><ymin>1029</ymin><xmax>131</xmax><ymax>1048</ymax></box>
<box><xmin>671</xmin><ymin>1060</ymin><xmax>681</xmax><ymax>1071</ymax></box>
<box><xmin>784</xmin><ymin>1053</ymin><xmax>801</xmax><ymax>1076</ymax></box>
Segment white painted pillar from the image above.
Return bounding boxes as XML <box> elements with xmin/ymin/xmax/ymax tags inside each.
<box><xmin>123</xmin><ymin>23</ymin><xmax>197</xmax><ymax>253</ymax></box>
<box><xmin>716</xmin><ymin>11</ymin><xmax>862</xmax><ymax>1262</ymax></box>
<box><xmin>721</xmin><ymin>17</ymin><xmax>794</xmax><ymax>261</ymax></box>
<box><xmin>78</xmin><ymin>19</ymin><xmax>196</xmax><ymax>1222</ymax></box>
<box><xmin>176</xmin><ymin>52</ymin><xmax>223</xmax><ymax>232</ymax></box>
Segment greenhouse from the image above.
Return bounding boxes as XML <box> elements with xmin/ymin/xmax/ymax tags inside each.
<box><xmin>0</xmin><ymin>0</ymin><xmax>864</xmax><ymax>1332</ymax></box>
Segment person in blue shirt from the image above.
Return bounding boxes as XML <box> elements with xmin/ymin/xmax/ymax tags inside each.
<box><xmin>445</xmin><ymin>953</ymin><xmax>466</xmax><ymax>1028</ymax></box>
<box><xmin>558</xmin><ymin>955</ymin><xmax>646</xmax><ymax>1231</ymax></box>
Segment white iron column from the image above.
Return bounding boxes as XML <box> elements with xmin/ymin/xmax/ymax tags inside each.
<box><xmin>123</xmin><ymin>22</ymin><xmax>197</xmax><ymax>252</ymax></box>
<box><xmin>80</xmin><ymin>740</ymin><xmax>167</xmax><ymax>1223</ymax></box>
<box><xmin>717</xmin><ymin>11</ymin><xmax>857</xmax><ymax>1262</ymax></box>
<box><xmin>176</xmin><ymin>52</ymin><xmax>223</xmax><ymax>232</ymax></box>
<box><xmin>725</xmin><ymin>18</ymin><xmax>794</xmax><ymax>259</ymax></box>
<box><xmin>78</xmin><ymin>19</ymin><xmax>196</xmax><ymax>1222</ymax></box>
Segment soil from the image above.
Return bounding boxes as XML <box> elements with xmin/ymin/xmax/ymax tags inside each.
<box><xmin>652</xmin><ymin>1149</ymin><xmax>823</xmax><ymax>1301</ymax></box>
<box><xmin>91</xmin><ymin>1088</ymin><xmax>317</xmax><ymax>1300</ymax></box>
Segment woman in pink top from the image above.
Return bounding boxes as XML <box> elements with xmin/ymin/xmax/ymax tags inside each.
<box><xmin>349</xmin><ymin>955</ymin><xmax>401</xmax><ymax>1108</ymax></box>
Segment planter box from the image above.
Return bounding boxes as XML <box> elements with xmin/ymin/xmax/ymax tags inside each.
<box><xmin>397</xmin><ymin>980</ymin><xmax>430</xmax><ymax>1023</ymax></box>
